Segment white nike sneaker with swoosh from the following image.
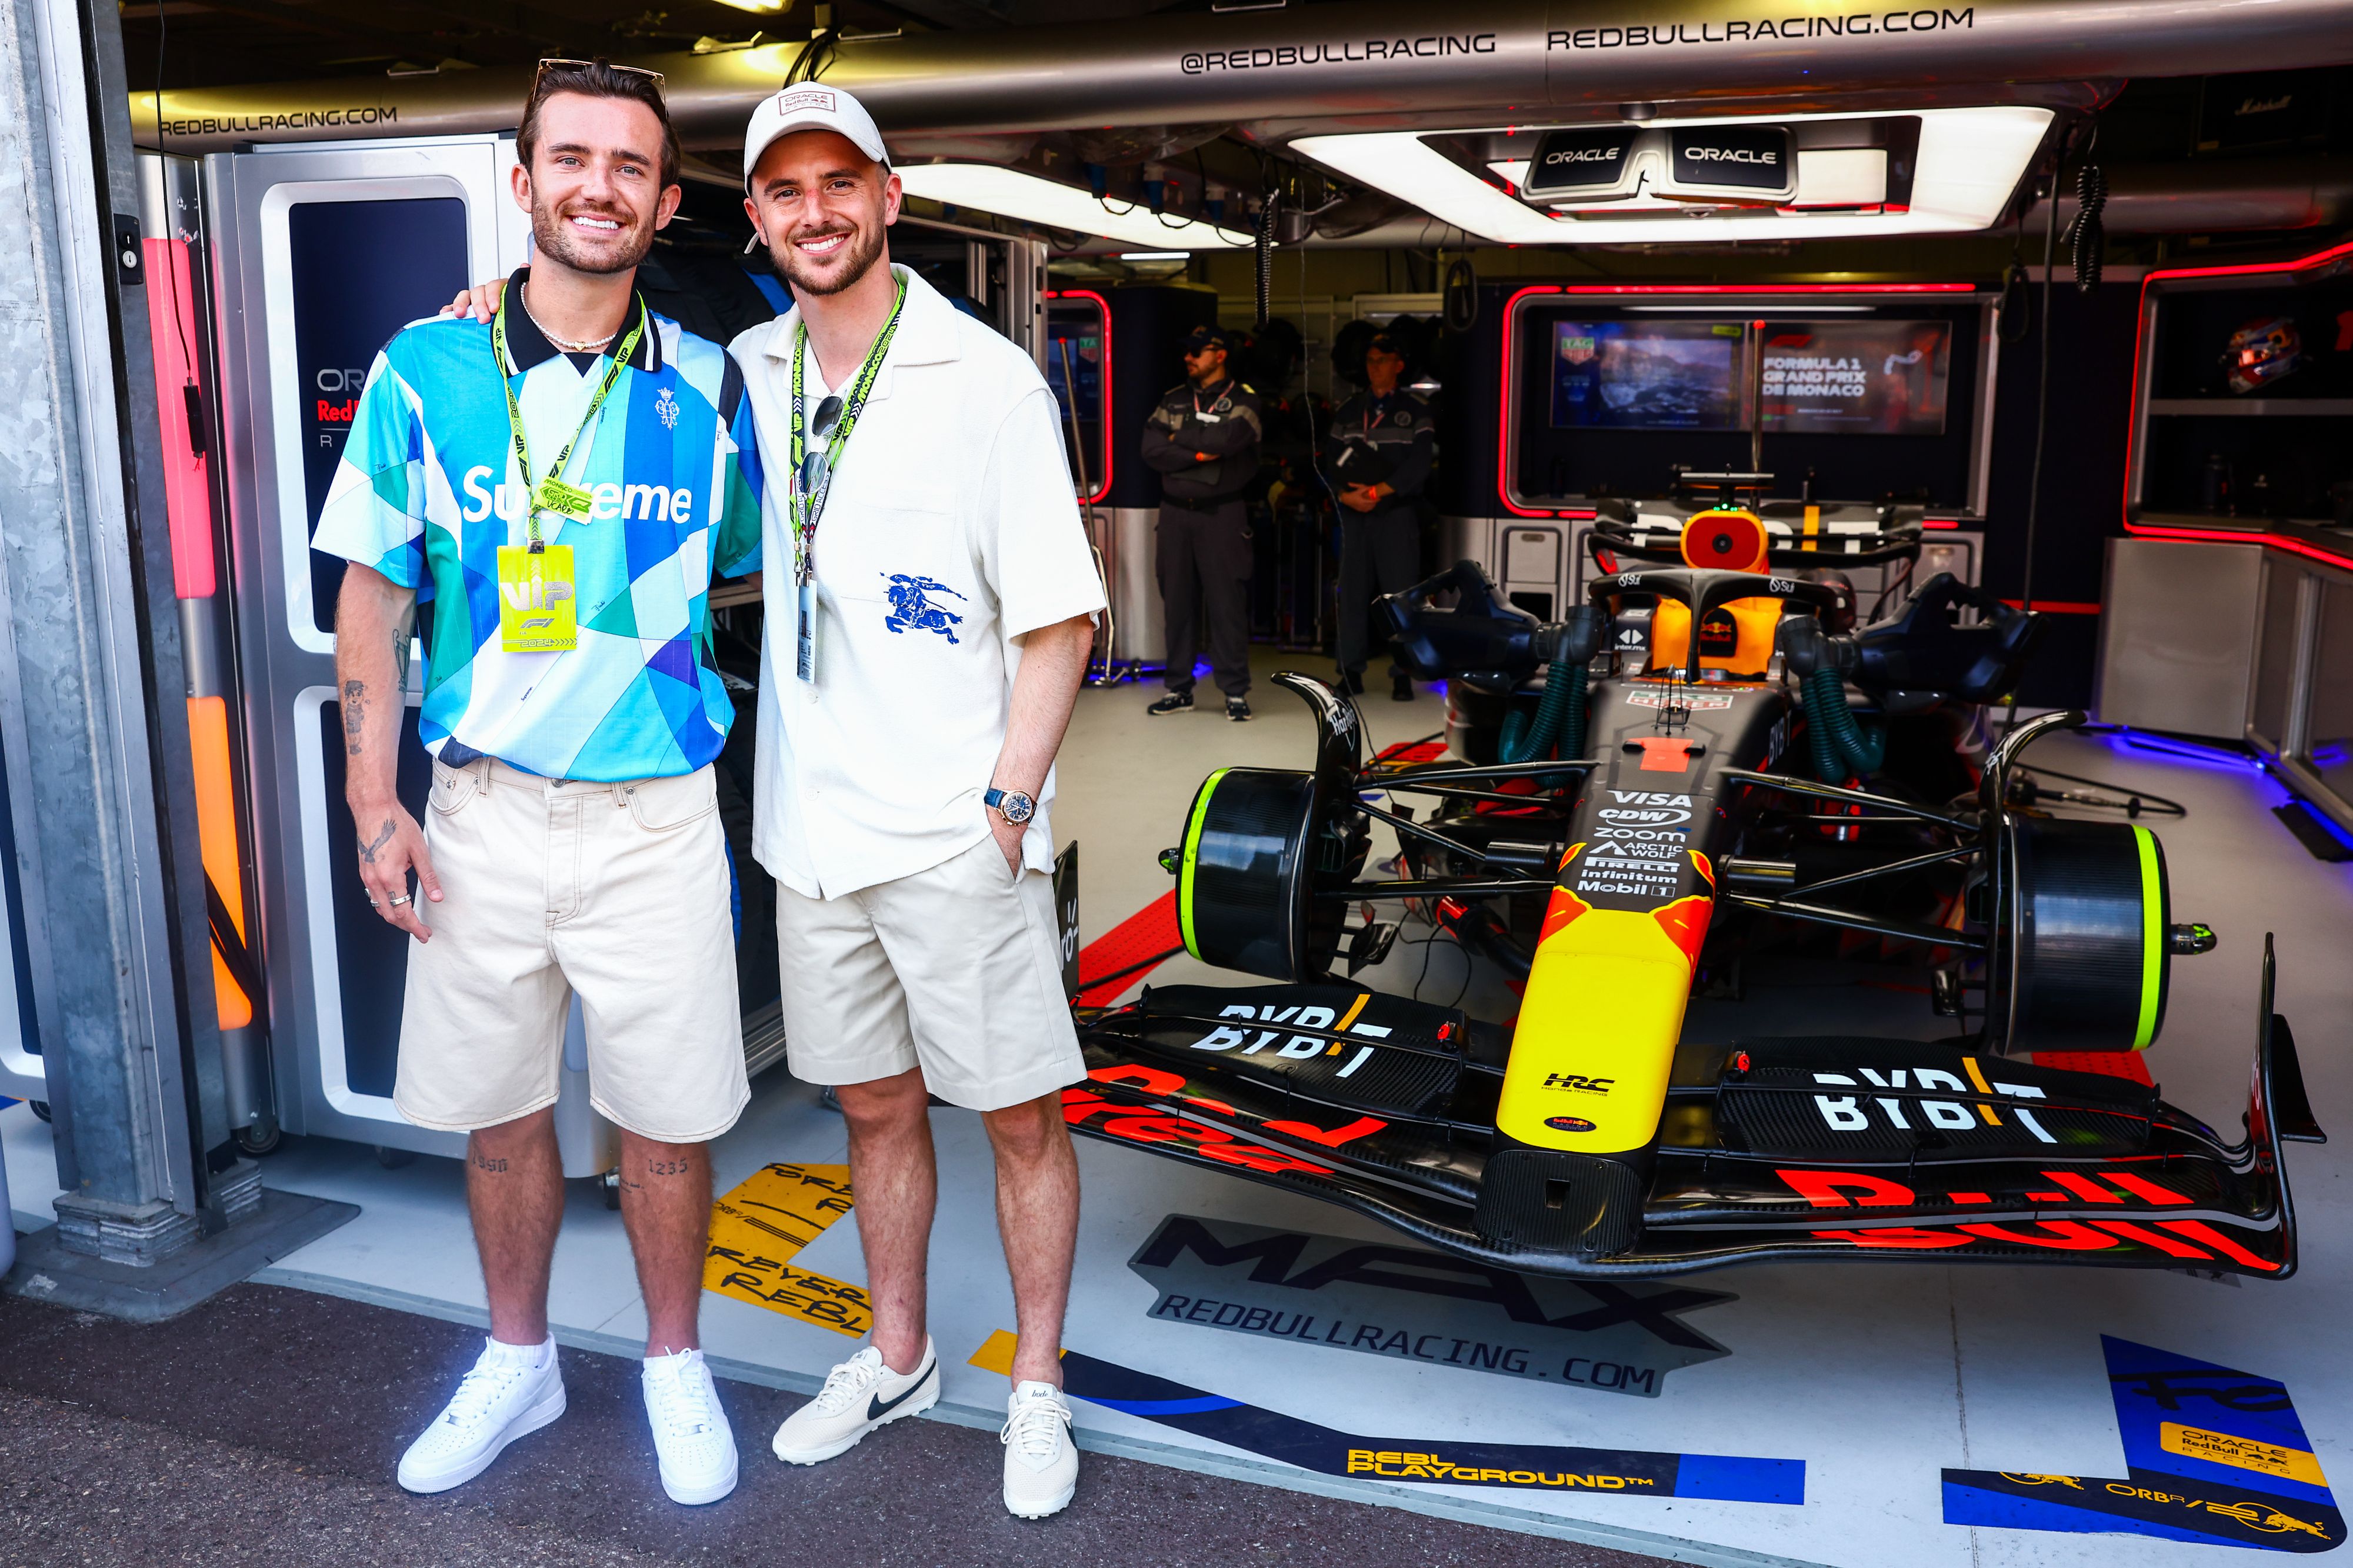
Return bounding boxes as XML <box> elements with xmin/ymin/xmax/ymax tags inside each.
<box><xmin>771</xmin><ymin>1338</ymin><xmax>939</xmax><ymax>1464</ymax></box>
<box><xmin>1001</xmin><ymin>1379</ymin><xmax>1079</xmax><ymax>1518</ymax></box>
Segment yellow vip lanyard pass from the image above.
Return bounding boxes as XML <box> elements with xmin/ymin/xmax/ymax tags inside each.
<box><xmin>491</xmin><ymin>291</ymin><xmax>645</xmax><ymax>653</ymax></box>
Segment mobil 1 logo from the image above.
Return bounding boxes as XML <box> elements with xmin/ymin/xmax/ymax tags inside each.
<box><xmin>1131</xmin><ymin>1215</ymin><xmax>1734</xmax><ymax>1397</ymax></box>
<box><xmin>1577</xmin><ymin>789</ymin><xmax>1705</xmax><ymax>903</ymax></box>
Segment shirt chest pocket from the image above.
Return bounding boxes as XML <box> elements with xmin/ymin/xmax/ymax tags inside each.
<box><xmin>825</xmin><ymin>481</ymin><xmax>965</xmax><ymax>609</ymax></box>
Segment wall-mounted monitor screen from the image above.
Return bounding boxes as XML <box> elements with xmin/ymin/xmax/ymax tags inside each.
<box><xmin>1549</xmin><ymin>319</ymin><xmax>1747</xmax><ymax>430</ymax></box>
<box><xmin>1760</xmin><ymin>320</ymin><xmax>1952</xmax><ymax>435</ymax></box>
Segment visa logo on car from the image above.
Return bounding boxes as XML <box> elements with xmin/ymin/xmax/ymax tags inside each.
<box><xmin>1545</xmin><ymin>1115</ymin><xmax>1598</xmax><ymax>1133</ymax></box>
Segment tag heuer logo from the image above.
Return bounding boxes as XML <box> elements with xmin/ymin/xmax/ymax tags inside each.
<box><xmin>655</xmin><ymin>388</ymin><xmax>680</xmax><ymax>429</ymax></box>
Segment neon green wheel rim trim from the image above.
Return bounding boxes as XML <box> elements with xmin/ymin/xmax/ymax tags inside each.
<box><xmin>2132</xmin><ymin>825</ymin><xmax>2162</xmax><ymax>1049</ymax></box>
<box><xmin>1177</xmin><ymin>768</ymin><xmax>1229</xmax><ymax>960</ymax></box>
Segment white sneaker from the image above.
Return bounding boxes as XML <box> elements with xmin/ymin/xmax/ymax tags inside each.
<box><xmin>771</xmin><ymin>1339</ymin><xmax>939</xmax><ymax>1464</ymax></box>
<box><xmin>396</xmin><ymin>1336</ymin><xmax>566</xmax><ymax>1494</ymax></box>
<box><xmin>642</xmin><ymin>1349</ymin><xmax>738</xmax><ymax>1506</ymax></box>
<box><xmin>1001</xmin><ymin>1380</ymin><xmax>1078</xmax><ymax>1519</ymax></box>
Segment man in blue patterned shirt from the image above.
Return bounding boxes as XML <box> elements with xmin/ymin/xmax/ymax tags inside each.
<box><xmin>314</xmin><ymin>61</ymin><xmax>758</xmax><ymax>1509</ymax></box>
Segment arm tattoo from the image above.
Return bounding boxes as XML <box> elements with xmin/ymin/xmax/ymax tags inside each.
<box><xmin>391</xmin><ymin>625</ymin><xmax>412</xmax><ymax>688</ymax></box>
<box><xmin>341</xmin><ymin>680</ymin><xmax>366</xmax><ymax>755</ymax></box>
<box><xmin>359</xmin><ymin>817</ymin><xmax>396</xmax><ymax>863</ymax></box>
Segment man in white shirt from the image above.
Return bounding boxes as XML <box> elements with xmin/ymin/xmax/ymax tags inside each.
<box><xmin>735</xmin><ymin>86</ymin><xmax>1102</xmax><ymax>1519</ymax></box>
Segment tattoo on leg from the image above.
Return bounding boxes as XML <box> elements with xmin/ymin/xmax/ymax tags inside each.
<box><xmin>341</xmin><ymin>680</ymin><xmax>366</xmax><ymax>755</ymax></box>
<box><xmin>645</xmin><ymin>1157</ymin><xmax>691</xmax><ymax>1177</ymax></box>
<box><xmin>359</xmin><ymin>818</ymin><xmax>396</xmax><ymax>864</ymax></box>
<box><xmin>471</xmin><ymin>1152</ymin><xmax>509</xmax><ymax>1173</ymax></box>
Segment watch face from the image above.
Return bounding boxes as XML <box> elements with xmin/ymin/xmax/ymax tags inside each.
<box><xmin>995</xmin><ymin>790</ymin><xmax>1035</xmax><ymax>824</ymax></box>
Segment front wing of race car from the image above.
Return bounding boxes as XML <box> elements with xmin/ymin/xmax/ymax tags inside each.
<box><xmin>1064</xmin><ymin>943</ymin><xmax>2321</xmax><ymax>1280</ymax></box>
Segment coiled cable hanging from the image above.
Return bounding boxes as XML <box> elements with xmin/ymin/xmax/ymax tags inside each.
<box><xmin>2068</xmin><ymin>163</ymin><xmax>2107</xmax><ymax>293</ymax></box>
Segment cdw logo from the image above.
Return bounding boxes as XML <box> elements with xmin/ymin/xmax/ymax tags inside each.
<box><xmin>1812</xmin><ymin>1067</ymin><xmax>2057</xmax><ymax>1143</ymax></box>
<box><xmin>1193</xmin><ymin>1002</ymin><xmax>1388</xmax><ymax>1080</ymax></box>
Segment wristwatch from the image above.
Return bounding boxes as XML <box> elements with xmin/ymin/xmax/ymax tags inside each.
<box><xmin>985</xmin><ymin>786</ymin><xmax>1036</xmax><ymax>825</ymax></box>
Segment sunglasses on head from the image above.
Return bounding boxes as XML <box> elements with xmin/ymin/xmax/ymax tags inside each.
<box><xmin>534</xmin><ymin>57</ymin><xmax>666</xmax><ymax>87</ymax></box>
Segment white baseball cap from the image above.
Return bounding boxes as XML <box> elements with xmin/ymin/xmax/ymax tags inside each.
<box><xmin>742</xmin><ymin>84</ymin><xmax>890</xmax><ymax>192</ymax></box>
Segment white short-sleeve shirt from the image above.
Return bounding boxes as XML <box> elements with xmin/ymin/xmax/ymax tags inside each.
<box><xmin>731</xmin><ymin>266</ymin><xmax>1106</xmax><ymax>899</ymax></box>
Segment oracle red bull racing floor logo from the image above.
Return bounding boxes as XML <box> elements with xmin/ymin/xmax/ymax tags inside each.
<box><xmin>1944</xmin><ymin>1337</ymin><xmax>2341</xmax><ymax>1552</ymax></box>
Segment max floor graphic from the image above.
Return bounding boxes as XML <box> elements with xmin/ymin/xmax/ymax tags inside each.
<box><xmin>1128</xmin><ymin>1213</ymin><xmax>1734</xmax><ymax>1396</ymax></box>
<box><xmin>701</xmin><ymin>1162</ymin><xmax>870</xmax><ymax>1337</ymax></box>
<box><xmin>1944</xmin><ymin>1336</ymin><xmax>2342</xmax><ymax>1552</ymax></box>
<box><xmin>968</xmin><ymin>1330</ymin><xmax>1801</xmax><ymax>1504</ymax></box>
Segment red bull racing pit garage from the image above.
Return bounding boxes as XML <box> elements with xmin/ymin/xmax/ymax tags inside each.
<box><xmin>4</xmin><ymin>0</ymin><xmax>2353</xmax><ymax>1561</ymax></box>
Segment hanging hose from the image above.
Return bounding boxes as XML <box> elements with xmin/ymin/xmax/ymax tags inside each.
<box><xmin>1801</xmin><ymin>666</ymin><xmax>1884</xmax><ymax>781</ymax></box>
<box><xmin>1499</xmin><ymin>662</ymin><xmax>1588</xmax><ymax>790</ymax></box>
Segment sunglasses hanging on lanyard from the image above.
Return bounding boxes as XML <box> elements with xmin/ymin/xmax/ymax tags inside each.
<box><xmin>490</xmin><ymin>291</ymin><xmax>645</xmax><ymax>653</ymax></box>
<box><xmin>788</xmin><ymin>271</ymin><xmax>907</xmax><ymax>683</ymax></box>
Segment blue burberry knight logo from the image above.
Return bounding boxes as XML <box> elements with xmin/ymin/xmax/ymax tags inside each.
<box><xmin>882</xmin><ymin>573</ymin><xmax>966</xmax><ymax>643</ymax></box>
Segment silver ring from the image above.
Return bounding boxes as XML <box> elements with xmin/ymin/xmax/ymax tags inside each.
<box><xmin>388</xmin><ymin>893</ymin><xmax>412</xmax><ymax>906</ymax></box>
<box><xmin>365</xmin><ymin>897</ymin><xmax>378</xmax><ymax>908</ymax></box>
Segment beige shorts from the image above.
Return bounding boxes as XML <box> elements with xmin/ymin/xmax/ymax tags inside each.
<box><xmin>395</xmin><ymin>757</ymin><xmax>749</xmax><ymax>1143</ymax></box>
<box><xmin>776</xmin><ymin>838</ymin><xmax>1085</xmax><ymax>1112</ymax></box>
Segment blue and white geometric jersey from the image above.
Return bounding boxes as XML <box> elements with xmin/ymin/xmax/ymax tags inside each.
<box><xmin>314</xmin><ymin>268</ymin><xmax>764</xmax><ymax>782</ymax></box>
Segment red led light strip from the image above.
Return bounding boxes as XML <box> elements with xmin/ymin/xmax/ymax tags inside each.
<box><xmin>2119</xmin><ymin>240</ymin><xmax>2353</xmax><ymax>560</ymax></box>
<box><xmin>1045</xmin><ymin>289</ymin><xmax>1114</xmax><ymax>505</ymax></box>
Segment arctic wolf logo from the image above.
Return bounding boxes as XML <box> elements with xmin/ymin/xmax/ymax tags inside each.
<box><xmin>882</xmin><ymin>573</ymin><xmax>966</xmax><ymax>643</ymax></box>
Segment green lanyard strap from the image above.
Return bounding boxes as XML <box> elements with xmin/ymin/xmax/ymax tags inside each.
<box><xmin>788</xmin><ymin>272</ymin><xmax>907</xmax><ymax>585</ymax></box>
<box><xmin>491</xmin><ymin>288</ymin><xmax>648</xmax><ymax>549</ymax></box>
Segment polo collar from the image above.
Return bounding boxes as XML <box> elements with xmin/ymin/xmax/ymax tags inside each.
<box><xmin>762</xmin><ymin>264</ymin><xmax>962</xmax><ymax>393</ymax></box>
<box><xmin>499</xmin><ymin>266</ymin><xmax>661</xmax><ymax>376</ymax></box>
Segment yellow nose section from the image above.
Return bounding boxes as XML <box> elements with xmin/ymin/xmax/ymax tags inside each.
<box><xmin>1497</xmin><ymin>873</ymin><xmax>1712</xmax><ymax>1154</ymax></box>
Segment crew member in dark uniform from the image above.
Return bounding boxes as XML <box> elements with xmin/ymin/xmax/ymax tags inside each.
<box><xmin>1141</xmin><ymin>325</ymin><xmax>1264</xmax><ymax>720</ymax></box>
<box><xmin>1325</xmin><ymin>331</ymin><xmax>1435</xmax><ymax>700</ymax></box>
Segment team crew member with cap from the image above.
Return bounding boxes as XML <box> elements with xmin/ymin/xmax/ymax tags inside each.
<box><xmin>1325</xmin><ymin>331</ymin><xmax>1434</xmax><ymax>701</ymax></box>
<box><xmin>1141</xmin><ymin>326</ymin><xmax>1262</xmax><ymax>720</ymax></box>
<box><xmin>329</xmin><ymin>61</ymin><xmax>761</xmax><ymax>1506</ymax></box>
<box><xmin>734</xmin><ymin>85</ymin><xmax>1104</xmax><ymax>1519</ymax></box>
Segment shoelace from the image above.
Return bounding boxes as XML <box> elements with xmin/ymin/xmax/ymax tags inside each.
<box><xmin>645</xmin><ymin>1360</ymin><xmax>717</xmax><ymax>1439</ymax></box>
<box><xmin>1000</xmin><ymin>1394</ymin><xmax>1072</xmax><ymax>1463</ymax></box>
<box><xmin>439</xmin><ymin>1357</ymin><xmax>530</xmax><ymax>1432</ymax></box>
<box><xmin>809</xmin><ymin>1349</ymin><xmax>886</xmax><ymax>1416</ymax></box>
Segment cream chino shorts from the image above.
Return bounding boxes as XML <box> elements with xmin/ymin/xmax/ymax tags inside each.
<box><xmin>776</xmin><ymin>837</ymin><xmax>1086</xmax><ymax>1112</ymax></box>
<box><xmin>394</xmin><ymin>758</ymin><xmax>749</xmax><ymax>1143</ymax></box>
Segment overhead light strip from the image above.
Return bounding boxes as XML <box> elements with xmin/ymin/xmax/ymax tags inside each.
<box><xmin>895</xmin><ymin>164</ymin><xmax>1253</xmax><ymax>251</ymax></box>
<box><xmin>1294</xmin><ymin>108</ymin><xmax>2052</xmax><ymax>245</ymax></box>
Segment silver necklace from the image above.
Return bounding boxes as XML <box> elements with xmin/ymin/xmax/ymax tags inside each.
<box><xmin>519</xmin><ymin>281</ymin><xmax>619</xmax><ymax>355</ymax></box>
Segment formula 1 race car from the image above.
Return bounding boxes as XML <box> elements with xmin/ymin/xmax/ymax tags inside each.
<box><xmin>1069</xmin><ymin>496</ymin><xmax>2324</xmax><ymax>1279</ymax></box>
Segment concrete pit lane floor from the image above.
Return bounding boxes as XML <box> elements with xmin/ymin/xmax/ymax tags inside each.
<box><xmin>0</xmin><ymin>1282</ymin><xmax>1677</xmax><ymax>1568</ymax></box>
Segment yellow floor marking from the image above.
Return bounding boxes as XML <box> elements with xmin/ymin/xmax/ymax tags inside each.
<box><xmin>969</xmin><ymin>1329</ymin><xmax>1065</xmax><ymax>1376</ymax></box>
<box><xmin>702</xmin><ymin>1162</ymin><xmax>870</xmax><ymax>1337</ymax></box>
